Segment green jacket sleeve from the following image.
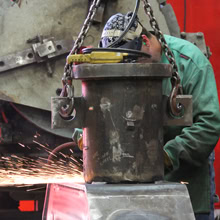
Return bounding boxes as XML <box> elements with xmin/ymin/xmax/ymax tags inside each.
<box><xmin>164</xmin><ymin>63</ymin><xmax>220</xmax><ymax>170</ymax></box>
<box><xmin>73</xmin><ymin>128</ymin><xmax>83</xmax><ymax>143</ymax></box>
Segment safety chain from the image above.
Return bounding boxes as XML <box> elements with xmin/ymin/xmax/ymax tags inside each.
<box><xmin>62</xmin><ymin>0</ymin><xmax>102</xmax><ymax>96</ymax></box>
<box><xmin>142</xmin><ymin>0</ymin><xmax>183</xmax><ymax>116</ymax></box>
<box><xmin>70</xmin><ymin>0</ymin><xmax>102</xmax><ymax>55</ymax></box>
<box><xmin>59</xmin><ymin>0</ymin><xmax>101</xmax><ymax>118</ymax></box>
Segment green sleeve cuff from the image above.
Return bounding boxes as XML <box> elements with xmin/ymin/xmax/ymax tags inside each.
<box><xmin>72</xmin><ymin>128</ymin><xmax>83</xmax><ymax>143</ymax></box>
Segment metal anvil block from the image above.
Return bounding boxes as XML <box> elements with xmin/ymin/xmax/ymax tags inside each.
<box><xmin>43</xmin><ymin>182</ymin><xmax>195</xmax><ymax>220</ymax></box>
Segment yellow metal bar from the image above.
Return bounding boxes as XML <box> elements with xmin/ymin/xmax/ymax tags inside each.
<box><xmin>67</xmin><ymin>52</ymin><xmax>128</xmax><ymax>64</ymax></box>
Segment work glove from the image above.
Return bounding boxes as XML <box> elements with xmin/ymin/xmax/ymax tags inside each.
<box><xmin>164</xmin><ymin>149</ymin><xmax>173</xmax><ymax>171</ymax></box>
<box><xmin>77</xmin><ymin>136</ymin><xmax>83</xmax><ymax>151</ymax></box>
<box><xmin>72</xmin><ymin>128</ymin><xmax>83</xmax><ymax>151</ymax></box>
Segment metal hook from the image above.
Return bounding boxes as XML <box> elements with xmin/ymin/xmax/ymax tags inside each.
<box><xmin>169</xmin><ymin>76</ymin><xmax>183</xmax><ymax>117</ymax></box>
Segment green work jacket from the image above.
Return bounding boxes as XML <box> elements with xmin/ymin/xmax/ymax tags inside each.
<box><xmin>162</xmin><ymin>35</ymin><xmax>220</xmax><ymax>213</ymax></box>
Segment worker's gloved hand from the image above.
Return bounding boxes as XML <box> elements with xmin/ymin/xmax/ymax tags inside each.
<box><xmin>164</xmin><ymin>149</ymin><xmax>173</xmax><ymax>171</ymax></box>
<box><xmin>77</xmin><ymin>136</ymin><xmax>83</xmax><ymax>151</ymax></box>
<box><xmin>72</xmin><ymin>128</ymin><xmax>83</xmax><ymax>151</ymax></box>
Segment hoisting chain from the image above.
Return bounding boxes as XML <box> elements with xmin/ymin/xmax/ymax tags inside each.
<box><xmin>142</xmin><ymin>0</ymin><xmax>183</xmax><ymax>116</ymax></box>
<box><xmin>60</xmin><ymin>0</ymin><xmax>182</xmax><ymax>117</ymax></box>
<box><xmin>60</xmin><ymin>0</ymin><xmax>101</xmax><ymax>117</ymax></box>
<box><xmin>62</xmin><ymin>0</ymin><xmax>101</xmax><ymax>95</ymax></box>
<box><xmin>69</xmin><ymin>0</ymin><xmax>102</xmax><ymax>55</ymax></box>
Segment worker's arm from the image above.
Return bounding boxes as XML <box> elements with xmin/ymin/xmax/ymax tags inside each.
<box><xmin>164</xmin><ymin>63</ymin><xmax>220</xmax><ymax>170</ymax></box>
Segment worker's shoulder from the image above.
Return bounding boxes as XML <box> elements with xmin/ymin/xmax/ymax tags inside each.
<box><xmin>164</xmin><ymin>35</ymin><xmax>210</xmax><ymax>68</ymax></box>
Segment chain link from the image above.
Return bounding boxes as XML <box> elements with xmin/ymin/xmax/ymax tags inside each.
<box><xmin>142</xmin><ymin>0</ymin><xmax>183</xmax><ymax>116</ymax></box>
<box><xmin>70</xmin><ymin>0</ymin><xmax>102</xmax><ymax>55</ymax></box>
<box><xmin>62</xmin><ymin>0</ymin><xmax>101</xmax><ymax>98</ymax></box>
<box><xmin>64</xmin><ymin>0</ymin><xmax>101</xmax><ymax>78</ymax></box>
<box><xmin>142</xmin><ymin>0</ymin><xmax>180</xmax><ymax>83</ymax></box>
<box><xmin>60</xmin><ymin>0</ymin><xmax>101</xmax><ymax>118</ymax></box>
<box><xmin>61</xmin><ymin>0</ymin><xmax>182</xmax><ymax>116</ymax></box>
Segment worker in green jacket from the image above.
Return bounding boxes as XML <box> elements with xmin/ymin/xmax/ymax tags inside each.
<box><xmin>74</xmin><ymin>12</ymin><xmax>220</xmax><ymax>219</ymax></box>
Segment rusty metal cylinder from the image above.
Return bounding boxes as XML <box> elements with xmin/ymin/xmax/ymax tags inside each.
<box><xmin>73</xmin><ymin>63</ymin><xmax>172</xmax><ymax>183</ymax></box>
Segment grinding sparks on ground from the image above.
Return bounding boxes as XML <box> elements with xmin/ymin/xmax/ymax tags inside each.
<box><xmin>0</xmin><ymin>155</ymin><xmax>84</xmax><ymax>186</ymax></box>
<box><xmin>18</xmin><ymin>143</ymin><xmax>25</xmax><ymax>148</ymax></box>
<box><xmin>180</xmin><ymin>181</ymin><xmax>189</xmax><ymax>185</ymax></box>
<box><xmin>0</xmin><ymin>142</ymin><xmax>84</xmax><ymax>186</ymax></box>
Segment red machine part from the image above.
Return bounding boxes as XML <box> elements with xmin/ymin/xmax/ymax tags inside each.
<box><xmin>18</xmin><ymin>200</ymin><xmax>37</xmax><ymax>212</ymax></box>
<box><xmin>168</xmin><ymin>0</ymin><xmax>220</xmax><ymax>209</ymax></box>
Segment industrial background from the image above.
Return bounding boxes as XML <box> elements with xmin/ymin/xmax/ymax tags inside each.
<box><xmin>0</xmin><ymin>0</ymin><xmax>219</xmax><ymax>219</ymax></box>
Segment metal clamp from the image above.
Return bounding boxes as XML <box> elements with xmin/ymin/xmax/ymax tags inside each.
<box><xmin>169</xmin><ymin>76</ymin><xmax>183</xmax><ymax>117</ymax></box>
<box><xmin>163</xmin><ymin>95</ymin><xmax>193</xmax><ymax>126</ymax></box>
<box><xmin>51</xmin><ymin>97</ymin><xmax>85</xmax><ymax>129</ymax></box>
<box><xmin>32</xmin><ymin>39</ymin><xmax>56</xmax><ymax>59</ymax></box>
<box><xmin>180</xmin><ymin>32</ymin><xmax>212</xmax><ymax>59</ymax></box>
<box><xmin>59</xmin><ymin>81</ymin><xmax>75</xmax><ymax>118</ymax></box>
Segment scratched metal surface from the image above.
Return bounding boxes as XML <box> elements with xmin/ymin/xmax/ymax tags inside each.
<box><xmin>0</xmin><ymin>0</ymin><xmax>170</xmax><ymax>110</ymax></box>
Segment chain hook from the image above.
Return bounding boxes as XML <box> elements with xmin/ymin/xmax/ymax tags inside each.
<box><xmin>169</xmin><ymin>76</ymin><xmax>183</xmax><ymax>117</ymax></box>
<box><xmin>59</xmin><ymin>79</ymin><xmax>75</xmax><ymax>118</ymax></box>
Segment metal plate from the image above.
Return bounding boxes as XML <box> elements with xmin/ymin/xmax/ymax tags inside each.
<box><xmin>35</xmin><ymin>41</ymin><xmax>56</xmax><ymax>57</ymax></box>
<box><xmin>163</xmin><ymin>95</ymin><xmax>193</xmax><ymax>126</ymax></box>
<box><xmin>0</xmin><ymin>39</ymin><xmax>74</xmax><ymax>73</ymax></box>
<box><xmin>73</xmin><ymin>63</ymin><xmax>172</xmax><ymax>79</ymax></box>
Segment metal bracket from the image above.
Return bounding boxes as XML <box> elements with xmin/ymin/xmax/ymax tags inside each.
<box><xmin>180</xmin><ymin>32</ymin><xmax>212</xmax><ymax>59</ymax></box>
<box><xmin>157</xmin><ymin>0</ymin><xmax>166</xmax><ymax>5</ymax></box>
<box><xmin>51</xmin><ymin>97</ymin><xmax>85</xmax><ymax>129</ymax></box>
<box><xmin>163</xmin><ymin>95</ymin><xmax>193</xmax><ymax>126</ymax></box>
<box><xmin>88</xmin><ymin>0</ymin><xmax>109</xmax><ymax>24</ymax></box>
<box><xmin>0</xmin><ymin>37</ymin><xmax>74</xmax><ymax>74</ymax></box>
<box><xmin>159</xmin><ymin>3</ymin><xmax>181</xmax><ymax>37</ymax></box>
<box><xmin>32</xmin><ymin>38</ymin><xmax>56</xmax><ymax>59</ymax></box>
